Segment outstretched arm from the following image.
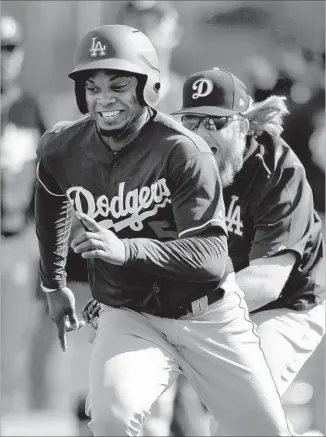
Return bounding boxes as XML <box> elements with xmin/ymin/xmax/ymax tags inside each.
<box><xmin>35</xmin><ymin>160</ymin><xmax>84</xmax><ymax>350</ymax></box>
<box><xmin>236</xmin><ymin>253</ymin><xmax>296</xmax><ymax>312</ymax></box>
<box><xmin>72</xmin><ymin>213</ymin><xmax>229</xmax><ymax>284</ymax></box>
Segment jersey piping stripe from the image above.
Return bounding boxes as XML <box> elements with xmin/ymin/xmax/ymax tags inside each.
<box><xmin>36</xmin><ymin>162</ymin><xmax>66</xmax><ymax>197</ymax></box>
<box><xmin>179</xmin><ymin>218</ymin><xmax>226</xmax><ymax>238</ymax></box>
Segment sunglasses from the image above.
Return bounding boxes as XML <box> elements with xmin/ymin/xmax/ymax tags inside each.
<box><xmin>181</xmin><ymin>115</ymin><xmax>239</xmax><ymax>132</ymax></box>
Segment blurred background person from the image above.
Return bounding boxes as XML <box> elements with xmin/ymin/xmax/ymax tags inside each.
<box><xmin>0</xmin><ymin>15</ymin><xmax>91</xmax><ymax>437</ymax></box>
<box><xmin>0</xmin><ymin>15</ymin><xmax>47</xmax><ymax>416</ymax></box>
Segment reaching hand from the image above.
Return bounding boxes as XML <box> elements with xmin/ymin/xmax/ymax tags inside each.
<box><xmin>71</xmin><ymin>213</ymin><xmax>126</xmax><ymax>266</ymax></box>
<box><xmin>46</xmin><ymin>287</ymin><xmax>85</xmax><ymax>351</ymax></box>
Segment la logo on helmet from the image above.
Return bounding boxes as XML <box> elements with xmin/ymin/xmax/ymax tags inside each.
<box><xmin>192</xmin><ymin>78</ymin><xmax>213</xmax><ymax>99</ymax></box>
<box><xmin>89</xmin><ymin>37</ymin><xmax>107</xmax><ymax>57</ymax></box>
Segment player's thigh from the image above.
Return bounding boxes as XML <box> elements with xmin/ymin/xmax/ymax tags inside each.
<box><xmin>139</xmin><ymin>382</ymin><xmax>177</xmax><ymax>437</ymax></box>
<box><xmin>172</xmin><ymin>375</ymin><xmax>209</xmax><ymax>437</ymax></box>
<box><xmin>251</xmin><ymin>303</ymin><xmax>325</xmax><ymax>396</ymax></box>
<box><xmin>87</xmin><ymin>306</ymin><xmax>181</xmax><ymax>426</ymax></box>
<box><xmin>174</xmin><ymin>290</ymin><xmax>290</xmax><ymax>436</ymax></box>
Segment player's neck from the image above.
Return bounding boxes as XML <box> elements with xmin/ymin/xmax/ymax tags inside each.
<box><xmin>99</xmin><ymin>108</ymin><xmax>150</xmax><ymax>152</ymax></box>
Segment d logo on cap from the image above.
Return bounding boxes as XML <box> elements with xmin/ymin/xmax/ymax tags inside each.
<box><xmin>192</xmin><ymin>78</ymin><xmax>213</xmax><ymax>100</ymax></box>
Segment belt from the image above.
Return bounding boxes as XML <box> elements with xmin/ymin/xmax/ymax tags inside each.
<box><xmin>168</xmin><ymin>287</ymin><xmax>225</xmax><ymax>319</ymax></box>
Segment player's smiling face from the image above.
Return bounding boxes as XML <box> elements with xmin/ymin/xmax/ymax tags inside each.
<box><xmin>85</xmin><ymin>70</ymin><xmax>145</xmax><ymax>133</ymax></box>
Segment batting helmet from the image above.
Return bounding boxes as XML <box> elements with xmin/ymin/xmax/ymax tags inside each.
<box><xmin>68</xmin><ymin>24</ymin><xmax>161</xmax><ymax>113</ymax></box>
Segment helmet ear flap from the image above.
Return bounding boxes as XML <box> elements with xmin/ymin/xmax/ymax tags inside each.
<box><xmin>75</xmin><ymin>81</ymin><xmax>88</xmax><ymax>114</ymax></box>
<box><xmin>143</xmin><ymin>79</ymin><xmax>161</xmax><ymax>107</ymax></box>
<box><xmin>134</xmin><ymin>75</ymin><xmax>161</xmax><ymax>107</ymax></box>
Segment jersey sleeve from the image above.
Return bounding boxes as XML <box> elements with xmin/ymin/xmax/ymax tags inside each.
<box><xmin>124</xmin><ymin>233</ymin><xmax>228</xmax><ymax>282</ymax></box>
<box><xmin>250</xmin><ymin>165</ymin><xmax>314</xmax><ymax>262</ymax></box>
<box><xmin>35</xmin><ymin>144</ymin><xmax>74</xmax><ymax>289</ymax></box>
<box><xmin>167</xmin><ymin>143</ymin><xmax>228</xmax><ymax>238</ymax></box>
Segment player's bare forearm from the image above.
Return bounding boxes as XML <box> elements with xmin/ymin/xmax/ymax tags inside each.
<box><xmin>235</xmin><ymin>253</ymin><xmax>296</xmax><ymax>312</ymax></box>
<box><xmin>235</xmin><ymin>268</ymin><xmax>278</xmax><ymax>312</ymax></box>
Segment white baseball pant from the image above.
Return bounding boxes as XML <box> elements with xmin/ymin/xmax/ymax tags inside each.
<box><xmin>85</xmin><ymin>274</ymin><xmax>293</xmax><ymax>436</ymax></box>
<box><xmin>211</xmin><ymin>300</ymin><xmax>326</xmax><ymax>436</ymax></box>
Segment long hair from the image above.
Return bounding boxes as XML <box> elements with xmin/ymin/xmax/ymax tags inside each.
<box><xmin>242</xmin><ymin>95</ymin><xmax>290</xmax><ymax>137</ymax></box>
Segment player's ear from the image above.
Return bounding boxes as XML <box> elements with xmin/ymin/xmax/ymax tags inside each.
<box><xmin>239</xmin><ymin>117</ymin><xmax>250</xmax><ymax>138</ymax></box>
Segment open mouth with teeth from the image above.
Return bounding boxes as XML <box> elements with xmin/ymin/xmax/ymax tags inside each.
<box><xmin>99</xmin><ymin>110</ymin><xmax>123</xmax><ymax>120</ymax></box>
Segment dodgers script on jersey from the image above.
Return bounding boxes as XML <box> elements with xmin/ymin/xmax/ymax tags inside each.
<box><xmin>36</xmin><ymin>110</ymin><xmax>227</xmax><ymax>312</ymax></box>
<box><xmin>223</xmin><ymin>133</ymin><xmax>325</xmax><ymax>312</ymax></box>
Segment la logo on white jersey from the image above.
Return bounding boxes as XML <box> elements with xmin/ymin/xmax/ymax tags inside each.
<box><xmin>192</xmin><ymin>78</ymin><xmax>213</xmax><ymax>99</ymax></box>
<box><xmin>89</xmin><ymin>37</ymin><xmax>107</xmax><ymax>57</ymax></box>
<box><xmin>225</xmin><ymin>195</ymin><xmax>243</xmax><ymax>236</ymax></box>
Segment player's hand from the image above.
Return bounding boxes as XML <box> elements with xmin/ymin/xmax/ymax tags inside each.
<box><xmin>46</xmin><ymin>287</ymin><xmax>85</xmax><ymax>352</ymax></box>
<box><xmin>82</xmin><ymin>297</ymin><xmax>101</xmax><ymax>330</ymax></box>
<box><xmin>71</xmin><ymin>212</ymin><xmax>126</xmax><ymax>265</ymax></box>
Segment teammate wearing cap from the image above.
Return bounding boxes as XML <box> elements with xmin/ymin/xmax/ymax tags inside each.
<box><xmin>172</xmin><ymin>67</ymin><xmax>325</xmax><ymax>435</ymax></box>
<box><xmin>35</xmin><ymin>25</ymin><xmax>294</xmax><ymax>436</ymax></box>
<box><xmin>1</xmin><ymin>15</ymin><xmax>47</xmax><ymax>414</ymax></box>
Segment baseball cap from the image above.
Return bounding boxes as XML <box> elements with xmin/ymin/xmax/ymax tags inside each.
<box><xmin>171</xmin><ymin>67</ymin><xmax>250</xmax><ymax>117</ymax></box>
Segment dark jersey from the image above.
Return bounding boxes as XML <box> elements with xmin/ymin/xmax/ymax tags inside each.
<box><xmin>36</xmin><ymin>110</ymin><xmax>228</xmax><ymax>312</ymax></box>
<box><xmin>1</xmin><ymin>87</ymin><xmax>46</xmax><ymax>236</ymax></box>
<box><xmin>65</xmin><ymin>70</ymin><xmax>186</xmax><ymax>284</ymax></box>
<box><xmin>224</xmin><ymin>132</ymin><xmax>325</xmax><ymax>312</ymax></box>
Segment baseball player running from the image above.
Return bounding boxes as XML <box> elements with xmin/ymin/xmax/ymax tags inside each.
<box><xmin>35</xmin><ymin>26</ymin><xmax>293</xmax><ymax>436</ymax></box>
<box><xmin>171</xmin><ymin>67</ymin><xmax>325</xmax><ymax>435</ymax></box>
